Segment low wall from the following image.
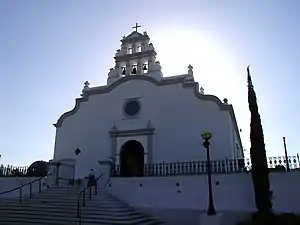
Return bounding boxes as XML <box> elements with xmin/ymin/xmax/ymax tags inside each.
<box><xmin>107</xmin><ymin>172</ymin><xmax>300</xmax><ymax>224</ymax></box>
<box><xmin>0</xmin><ymin>177</ymin><xmax>48</xmax><ymax>199</ymax></box>
<box><xmin>108</xmin><ymin>173</ymin><xmax>256</xmax><ymax>211</ymax></box>
<box><xmin>270</xmin><ymin>172</ymin><xmax>300</xmax><ymax>213</ymax></box>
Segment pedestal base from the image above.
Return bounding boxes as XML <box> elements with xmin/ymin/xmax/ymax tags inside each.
<box><xmin>199</xmin><ymin>213</ymin><xmax>223</xmax><ymax>225</ymax></box>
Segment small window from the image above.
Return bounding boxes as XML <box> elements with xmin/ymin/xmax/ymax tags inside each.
<box><xmin>127</xmin><ymin>48</ymin><xmax>132</xmax><ymax>54</ymax></box>
<box><xmin>137</xmin><ymin>46</ymin><xmax>142</xmax><ymax>52</ymax></box>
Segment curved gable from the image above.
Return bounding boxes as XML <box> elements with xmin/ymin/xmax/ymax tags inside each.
<box><xmin>53</xmin><ymin>75</ymin><xmax>243</xmax><ymax>156</ymax></box>
<box><xmin>84</xmin><ymin>75</ymin><xmax>227</xmax><ymax>109</ymax></box>
<box><xmin>53</xmin><ymin>96</ymin><xmax>89</xmax><ymax>128</ymax></box>
<box><xmin>54</xmin><ymin>76</ymin><xmax>229</xmax><ymax>127</ymax></box>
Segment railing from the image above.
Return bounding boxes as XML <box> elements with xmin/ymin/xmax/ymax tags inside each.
<box><xmin>112</xmin><ymin>155</ymin><xmax>300</xmax><ymax>177</ymax></box>
<box><xmin>245</xmin><ymin>155</ymin><xmax>300</xmax><ymax>171</ymax></box>
<box><xmin>0</xmin><ymin>165</ymin><xmax>28</xmax><ymax>177</ymax></box>
<box><xmin>0</xmin><ymin>176</ymin><xmax>46</xmax><ymax>203</ymax></box>
<box><xmin>77</xmin><ymin>174</ymin><xmax>103</xmax><ymax>224</ymax></box>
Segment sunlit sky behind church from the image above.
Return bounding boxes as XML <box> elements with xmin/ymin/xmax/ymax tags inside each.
<box><xmin>1</xmin><ymin>0</ymin><xmax>300</xmax><ymax>166</ymax></box>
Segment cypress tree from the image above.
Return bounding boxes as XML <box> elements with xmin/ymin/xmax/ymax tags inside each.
<box><xmin>247</xmin><ymin>66</ymin><xmax>273</xmax><ymax>216</ymax></box>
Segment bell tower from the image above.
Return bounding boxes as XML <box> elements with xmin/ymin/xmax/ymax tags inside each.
<box><xmin>107</xmin><ymin>24</ymin><xmax>163</xmax><ymax>85</ymax></box>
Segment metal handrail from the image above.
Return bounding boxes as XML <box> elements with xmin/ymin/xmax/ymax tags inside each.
<box><xmin>0</xmin><ymin>176</ymin><xmax>47</xmax><ymax>203</ymax></box>
<box><xmin>77</xmin><ymin>173</ymin><xmax>103</xmax><ymax>224</ymax></box>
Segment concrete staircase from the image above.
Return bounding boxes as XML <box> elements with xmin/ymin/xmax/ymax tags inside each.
<box><xmin>0</xmin><ymin>185</ymin><xmax>163</xmax><ymax>225</ymax></box>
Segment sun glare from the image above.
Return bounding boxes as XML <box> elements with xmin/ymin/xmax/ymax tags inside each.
<box><xmin>151</xmin><ymin>28</ymin><xmax>249</xmax><ymax>153</ymax></box>
<box><xmin>151</xmin><ymin>28</ymin><xmax>240</xmax><ymax>97</ymax></box>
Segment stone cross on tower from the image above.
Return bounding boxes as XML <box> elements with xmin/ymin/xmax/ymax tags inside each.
<box><xmin>132</xmin><ymin>23</ymin><xmax>141</xmax><ymax>32</ymax></box>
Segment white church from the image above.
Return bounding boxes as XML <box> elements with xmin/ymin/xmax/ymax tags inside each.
<box><xmin>50</xmin><ymin>25</ymin><xmax>244</xmax><ymax>180</ymax></box>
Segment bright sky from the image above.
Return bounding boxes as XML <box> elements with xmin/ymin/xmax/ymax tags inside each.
<box><xmin>1</xmin><ymin>0</ymin><xmax>300</xmax><ymax>166</ymax></box>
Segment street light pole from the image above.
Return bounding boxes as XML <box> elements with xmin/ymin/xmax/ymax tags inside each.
<box><xmin>202</xmin><ymin>131</ymin><xmax>216</xmax><ymax>216</ymax></box>
<box><xmin>283</xmin><ymin>137</ymin><xmax>290</xmax><ymax>172</ymax></box>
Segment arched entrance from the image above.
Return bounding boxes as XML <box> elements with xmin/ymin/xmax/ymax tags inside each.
<box><xmin>120</xmin><ymin>140</ymin><xmax>144</xmax><ymax>177</ymax></box>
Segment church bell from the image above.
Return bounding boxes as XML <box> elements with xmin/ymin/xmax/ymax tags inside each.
<box><xmin>143</xmin><ymin>64</ymin><xmax>147</xmax><ymax>70</ymax></box>
<box><xmin>132</xmin><ymin>67</ymin><xmax>137</xmax><ymax>74</ymax></box>
<box><xmin>122</xmin><ymin>68</ymin><xmax>126</xmax><ymax>75</ymax></box>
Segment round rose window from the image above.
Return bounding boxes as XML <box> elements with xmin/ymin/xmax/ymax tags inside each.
<box><xmin>123</xmin><ymin>99</ymin><xmax>141</xmax><ymax>117</ymax></box>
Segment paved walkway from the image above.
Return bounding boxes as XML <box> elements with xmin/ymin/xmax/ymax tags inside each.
<box><xmin>136</xmin><ymin>207</ymin><xmax>252</xmax><ymax>225</ymax></box>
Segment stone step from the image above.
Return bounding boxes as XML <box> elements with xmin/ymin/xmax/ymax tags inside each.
<box><xmin>1</xmin><ymin>198</ymin><xmax>127</xmax><ymax>205</ymax></box>
<box><xmin>36</xmin><ymin>189</ymin><xmax>81</xmax><ymax>194</ymax></box>
<box><xmin>34</xmin><ymin>193</ymin><xmax>113</xmax><ymax>199</ymax></box>
<box><xmin>44</xmin><ymin>187</ymin><xmax>83</xmax><ymax>191</ymax></box>
<box><xmin>0</xmin><ymin>217</ymin><xmax>78</xmax><ymax>225</ymax></box>
<box><xmin>0</xmin><ymin>193</ymin><xmax>109</xmax><ymax>201</ymax></box>
<box><xmin>37</xmin><ymin>193</ymin><xmax>105</xmax><ymax>196</ymax></box>
<box><xmin>0</xmin><ymin>195</ymin><xmax>126</xmax><ymax>202</ymax></box>
<box><xmin>0</xmin><ymin>207</ymin><xmax>140</xmax><ymax>216</ymax></box>
<box><xmin>0</xmin><ymin>186</ymin><xmax>163</xmax><ymax>225</ymax></box>
<box><xmin>0</xmin><ymin>204</ymin><xmax>135</xmax><ymax>212</ymax></box>
<box><xmin>0</xmin><ymin>205</ymin><xmax>130</xmax><ymax>212</ymax></box>
<box><xmin>44</xmin><ymin>188</ymin><xmax>105</xmax><ymax>193</ymax></box>
<box><xmin>1</xmin><ymin>195</ymin><xmax>111</xmax><ymax>200</ymax></box>
<box><xmin>0</xmin><ymin>189</ymin><xmax>107</xmax><ymax>198</ymax></box>
<box><xmin>0</xmin><ymin>214</ymin><xmax>161</xmax><ymax>224</ymax></box>
<box><xmin>0</xmin><ymin>221</ymin><xmax>162</xmax><ymax>225</ymax></box>
<box><xmin>0</xmin><ymin>209</ymin><xmax>149</xmax><ymax>221</ymax></box>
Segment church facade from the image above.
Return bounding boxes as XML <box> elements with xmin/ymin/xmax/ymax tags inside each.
<box><xmin>52</xmin><ymin>27</ymin><xmax>244</xmax><ymax>179</ymax></box>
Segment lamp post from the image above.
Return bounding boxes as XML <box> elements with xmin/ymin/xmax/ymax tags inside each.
<box><xmin>283</xmin><ymin>137</ymin><xmax>290</xmax><ymax>172</ymax></box>
<box><xmin>201</xmin><ymin>131</ymin><xmax>216</xmax><ymax>216</ymax></box>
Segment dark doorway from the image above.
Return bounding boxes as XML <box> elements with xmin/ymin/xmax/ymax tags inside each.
<box><xmin>120</xmin><ymin>140</ymin><xmax>144</xmax><ymax>177</ymax></box>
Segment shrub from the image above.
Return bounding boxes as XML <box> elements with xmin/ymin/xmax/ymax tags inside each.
<box><xmin>26</xmin><ymin>161</ymin><xmax>47</xmax><ymax>177</ymax></box>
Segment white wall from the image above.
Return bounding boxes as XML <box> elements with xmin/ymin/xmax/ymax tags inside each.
<box><xmin>270</xmin><ymin>172</ymin><xmax>300</xmax><ymax>213</ymax></box>
<box><xmin>107</xmin><ymin>172</ymin><xmax>300</xmax><ymax>214</ymax></box>
<box><xmin>0</xmin><ymin>177</ymin><xmax>48</xmax><ymax>199</ymax></box>
<box><xmin>54</xmin><ymin>77</ymin><xmax>239</xmax><ymax>178</ymax></box>
<box><xmin>108</xmin><ymin>174</ymin><xmax>255</xmax><ymax>212</ymax></box>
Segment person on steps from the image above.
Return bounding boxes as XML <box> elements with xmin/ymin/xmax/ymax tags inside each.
<box><xmin>87</xmin><ymin>169</ymin><xmax>95</xmax><ymax>187</ymax></box>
